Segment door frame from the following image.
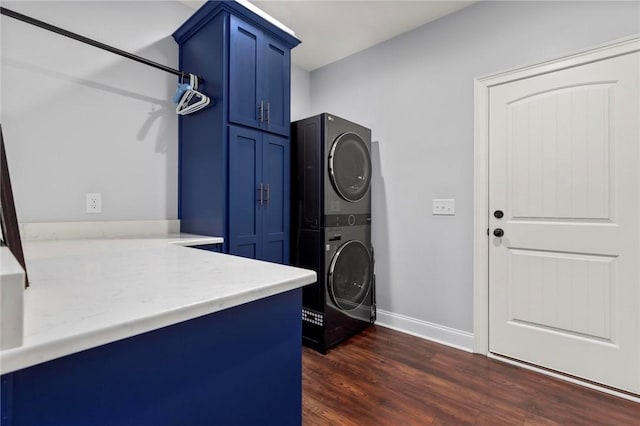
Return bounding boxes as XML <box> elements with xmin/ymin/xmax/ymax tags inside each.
<box><xmin>472</xmin><ymin>35</ymin><xmax>640</xmax><ymax>355</ymax></box>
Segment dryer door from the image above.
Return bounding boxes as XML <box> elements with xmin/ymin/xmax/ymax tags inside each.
<box><xmin>328</xmin><ymin>240</ymin><xmax>372</xmax><ymax>311</ymax></box>
<box><xmin>328</xmin><ymin>132</ymin><xmax>372</xmax><ymax>202</ymax></box>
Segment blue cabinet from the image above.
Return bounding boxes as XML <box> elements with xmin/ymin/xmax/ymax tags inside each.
<box><xmin>229</xmin><ymin>16</ymin><xmax>291</xmax><ymax>136</ymax></box>
<box><xmin>229</xmin><ymin>126</ymin><xmax>289</xmax><ymax>263</ymax></box>
<box><xmin>173</xmin><ymin>2</ymin><xmax>299</xmax><ymax>263</ymax></box>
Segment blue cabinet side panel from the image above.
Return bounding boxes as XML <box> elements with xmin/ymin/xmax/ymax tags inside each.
<box><xmin>178</xmin><ymin>13</ymin><xmax>227</xmax><ymax>239</ymax></box>
<box><xmin>1</xmin><ymin>289</ymin><xmax>302</xmax><ymax>426</ymax></box>
<box><xmin>262</xmin><ymin>133</ymin><xmax>290</xmax><ymax>264</ymax></box>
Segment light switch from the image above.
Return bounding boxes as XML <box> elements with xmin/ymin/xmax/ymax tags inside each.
<box><xmin>433</xmin><ymin>199</ymin><xmax>455</xmax><ymax>215</ymax></box>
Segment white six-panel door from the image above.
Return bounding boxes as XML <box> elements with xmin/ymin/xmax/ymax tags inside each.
<box><xmin>488</xmin><ymin>51</ymin><xmax>640</xmax><ymax>394</ymax></box>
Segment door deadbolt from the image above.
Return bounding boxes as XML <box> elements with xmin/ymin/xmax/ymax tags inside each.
<box><xmin>494</xmin><ymin>210</ymin><xmax>504</xmax><ymax>219</ymax></box>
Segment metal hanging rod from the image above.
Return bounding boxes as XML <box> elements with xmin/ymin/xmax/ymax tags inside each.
<box><xmin>0</xmin><ymin>6</ymin><xmax>199</xmax><ymax>81</ymax></box>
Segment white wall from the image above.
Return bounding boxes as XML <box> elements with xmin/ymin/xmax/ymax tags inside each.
<box><xmin>290</xmin><ymin>64</ymin><xmax>311</xmax><ymax>121</ymax></box>
<box><xmin>0</xmin><ymin>11</ymin><xmax>3</xmax><ymax>124</ymax></box>
<box><xmin>1</xmin><ymin>1</ymin><xmax>194</xmax><ymax>223</ymax></box>
<box><xmin>308</xmin><ymin>1</ymin><xmax>640</xmax><ymax>337</ymax></box>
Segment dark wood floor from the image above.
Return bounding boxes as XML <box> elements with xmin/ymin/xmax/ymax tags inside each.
<box><xmin>302</xmin><ymin>326</ymin><xmax>639</xmax><ymax>425</ymax></box>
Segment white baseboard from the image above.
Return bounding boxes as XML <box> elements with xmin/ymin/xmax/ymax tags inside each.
<box><xmin>376</xmin><ymin>309</ymin><xmax>474</xmax><ymax>353</ymax></box>
<box><xmin>20</xmin><ymin>220</ymin><xmax>180</xmax><ymax>241</ymax></box>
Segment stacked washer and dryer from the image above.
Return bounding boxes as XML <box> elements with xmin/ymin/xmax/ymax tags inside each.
<box><xmin>291</xmin><ymin>113</ymin><xmax>375</xmax><ymax>353</ymax></box>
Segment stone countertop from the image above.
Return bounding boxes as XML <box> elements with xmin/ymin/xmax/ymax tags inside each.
<box><xmin>0</xmin><ymin>234</ymin><xmax>315</xmax><ymax>374</ymax></box>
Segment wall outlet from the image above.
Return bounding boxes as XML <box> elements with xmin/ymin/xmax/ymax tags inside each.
<box><xmin>433</xmin><ymin>199</ymin><xmax>455</xmax><ymax>215</ymax></box>
<box><xmin>86</xmin><ymin>193</ymin><xmax>102</xmax><ymax>214</ymax></box>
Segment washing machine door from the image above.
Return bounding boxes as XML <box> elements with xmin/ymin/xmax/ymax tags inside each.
<box><xmin>328</xmin><ymin>132</ymin><xmax>372</xmax><ymax>202</ymax></box>
<box><xmin>328</xmin><ymin>240</ymin><xmax>372</xmax><ymax>311</ymax></box>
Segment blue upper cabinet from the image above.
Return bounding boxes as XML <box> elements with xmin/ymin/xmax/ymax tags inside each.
<box><xmin>229</xmin><ymin>15</ymin><xmax>291</xmax><ymax>136</ymax></box>
<box><xmin>173</xmin><ymin>2</ymin><xmax>299</xmax><ymax>263</ymax></box>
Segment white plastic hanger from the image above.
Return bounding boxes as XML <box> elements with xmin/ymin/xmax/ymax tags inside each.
<box><xmin>175</xmin><ymin>75</ymin><xmax>207</xmax><ymax>114</ymax></box>
<box><xmin>176</xmin><ymin>74</ymin><xmax>211</xmax><ymax>115</ymax></box>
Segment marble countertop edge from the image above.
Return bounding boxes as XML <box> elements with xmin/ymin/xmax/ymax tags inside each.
<box><xmin>1</xmin><ymin>272</ymin><xmax>313</xmax><ymax>374</ymax></box>
<box><xmin>0</xmin><ymin>233</ymin><xmax>315</xmax><ymax>375</ymax></box>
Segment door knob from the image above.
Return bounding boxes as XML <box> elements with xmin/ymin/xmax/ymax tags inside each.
<box><xmin>493</xmin><ymin>228</ymin><xmax>504</xmax><ymax>237</ymax></box>
<box><xmin>494</xmin><ymin>210</ymin><xmax>504</xmax><ymax>219</ymax></box>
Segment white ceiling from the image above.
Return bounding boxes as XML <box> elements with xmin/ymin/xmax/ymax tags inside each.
<box><xmin>181</xmin><ymin>1</ymin><xmax>475</xmax><ymax>71</ymax></box>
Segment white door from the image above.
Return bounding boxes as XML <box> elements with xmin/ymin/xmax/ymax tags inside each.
<box><xmin>488</xmin><ymin>51</ymin><xmax>640</xmax><ymax>394</ymax></box>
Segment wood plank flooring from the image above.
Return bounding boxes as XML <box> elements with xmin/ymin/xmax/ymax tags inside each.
<box><xmin>302</xmin><ymin>326</ymin><xmax>639</xmax><ymax>425</ymax></box>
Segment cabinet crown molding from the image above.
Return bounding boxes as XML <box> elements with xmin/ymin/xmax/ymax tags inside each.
<box><xmin>173</xmin><ymin>1</ymin><xmax>301</xmax><ymax>48</ymax></box>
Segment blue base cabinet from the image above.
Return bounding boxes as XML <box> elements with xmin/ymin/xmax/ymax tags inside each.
<box><xmin>173</xmin><ymin>1</ymin><xmax>299</xmax><ymax>264</ymax></box>
<box><xmin>1</xmin><ymin>289</ymin><xmax>303</xmax><ymax>426</ymax></box>
<box><xmin>229</xmin><ymin>125</ymin><xmax>289</xmax><ymax>263</ymax></box>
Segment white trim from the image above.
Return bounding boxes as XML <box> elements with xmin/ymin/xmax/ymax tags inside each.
<box><xmin>376</xmin><ymin>310</ymin><xmax>474</xmax><ymax>353</ymax></box>
<box><xmin>489</xmin><ymin>354</ymin><xmax>640</xmax><ymax>404</ymax></box>
<box><xmin>20</xmin><ymin>220</ymin><xmax>180</xmax><ymax>241</ymax></box>
<box><xmin>473</xmin><ymin>35</ymin><xmax>640</xmax><ymax>363</ymax></box>
<box><xmin>473</xmin><ymin>74</ymin><xmax>490</xmax><ymax>354</ymax></box>
<box><xmin>475</xmin><ymin>35</ymin><xmax>640</xmax><ymax>85</ymax></box>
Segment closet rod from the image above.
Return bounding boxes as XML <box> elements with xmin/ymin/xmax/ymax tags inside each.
<box><xmin>0</xmin><ymin>7</ymin><xmax>199</xmax><ymax>81</ymax></box>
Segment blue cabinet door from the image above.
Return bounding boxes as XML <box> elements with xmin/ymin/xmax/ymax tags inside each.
<box><xmin>228</xmin><ymin>126</ymin><xmax>262</xmax><ymax>259</ymax></box>
<box><xmin>262</xmin><ymin>133</ymin><xmax>290</xmax><ymax>264</ymax></box>
<box><xmin>263</xmin><ymin>35</ymin><xmax>291</xmax><ymax>136</ymax></box>
<box><xmin>229</xmin><ymin>15</ymin><xmax>263</xmax><ymax>131</ymax></box>
<box><xmin>229</xmin><ymin>16</ymin><xmax>290</xmax><ymax>137</ymax></box>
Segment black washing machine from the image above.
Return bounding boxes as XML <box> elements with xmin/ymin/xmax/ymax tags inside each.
<box><xmin>291</xmin><ymin>113</ymin><xmax>375</xmax><ymax>353</ymax></box>
<box><xmin>295</xmin><ymin>225</ymin><xmax>375</xmax><ymax>353</ymax></box>
<box><xmin>291</xmin><ymin>113</ymin><xmax>372</xmax><ymax>229</ymax></box>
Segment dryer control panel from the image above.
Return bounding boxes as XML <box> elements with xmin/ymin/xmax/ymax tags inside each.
<box><xmin>323</xmin><ymin>214</ymin><xmax>371</xmax><ymax>228</ymax></box>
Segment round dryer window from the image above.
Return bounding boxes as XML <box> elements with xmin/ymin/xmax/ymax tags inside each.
<box><xmin>328</xmin><ymin>240</ymin><xmax>372</xmax><ymax>311</ymax></box>
<box><xmin>329</xmin><ymin>132</ymin><xmax>372</xmax><ymax>202</ymax></box>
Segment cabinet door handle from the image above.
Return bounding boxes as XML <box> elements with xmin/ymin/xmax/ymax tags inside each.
<box><xmin>257</xmin><ymin>183</ymin><xmax>264</xmax><ymax>206</ymax></box>
<box><xmin>259</xmin><ymin>100</ymin><xmax>264</xmax><ymax>122</ymax></box>
<box><xmin>265</xmin><ymin>184</ymin><xmax>270</xmax><ymax>206</ymax></box>
<box><xmin>266</xmin><ymin>102</ymin><xmax>270</xmax><ymax>124</ymax></box>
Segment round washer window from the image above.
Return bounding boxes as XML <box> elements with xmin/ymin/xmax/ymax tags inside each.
<box><xmin>328</xmin><ymin>240</ymin><xmax>372</xmax><ymax>311</ymax></box>
<box><xmin>329</xmin><ymin>132</ymin><xmax>372</xmax><ymax>202</ymax></box>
